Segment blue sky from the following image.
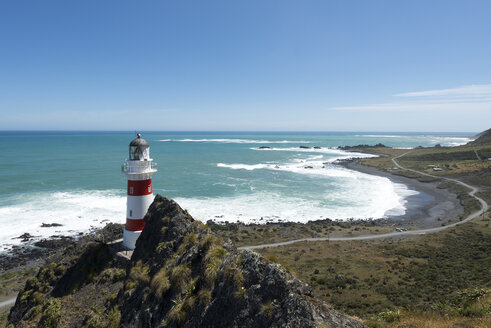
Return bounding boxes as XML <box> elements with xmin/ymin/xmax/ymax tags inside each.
<box><xmin>0</xmin><ymin>1</ymin><xmax>490</xmax><ymax>132</ymax></box>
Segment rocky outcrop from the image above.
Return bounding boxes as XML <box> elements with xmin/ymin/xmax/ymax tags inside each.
<box><xmin>8</xmin><ymin>195</ymin><xmax>365</xmax><ymax>328</ymax></box>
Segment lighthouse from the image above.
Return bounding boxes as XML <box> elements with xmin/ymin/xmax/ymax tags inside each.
<box><xmin>121</xmin><ymin>133</ymin><xmax>157</xmax><ymax>249</ymax></box>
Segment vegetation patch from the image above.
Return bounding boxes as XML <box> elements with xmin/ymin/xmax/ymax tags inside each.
<box><xmin>258</xmin><ymin>218</ymin><xmax>491</xmax><ymax>321</ymax></box>
<box><xmin>150</xmin><ymin>267</ymin><xmax>171</xmax><ymax>299</ymax></box>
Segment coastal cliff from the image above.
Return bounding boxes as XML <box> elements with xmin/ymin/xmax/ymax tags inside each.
<box><xmin>8</xmin><ymin>195</ymin><xmax>365</xmax><ymax>328</ymax></box>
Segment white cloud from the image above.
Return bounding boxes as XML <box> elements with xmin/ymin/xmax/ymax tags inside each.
<box><xmin>394</xmin><ymin>84</ymin><xmax>491</xmax><ymax>98</ymax></box>
<box><xmin>332</xmin><ymin>84</ymin><xmax>491</xmax><ymax>112</ymax></box>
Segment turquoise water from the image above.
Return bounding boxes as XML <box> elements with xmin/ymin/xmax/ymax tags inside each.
<box><xmin>0</xmin><ymin>131</ymin><xmax>473</xmax><ymax>250</ymax></box>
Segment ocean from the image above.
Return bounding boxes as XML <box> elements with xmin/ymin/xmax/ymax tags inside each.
<box><xmin>0</xmin><ymin>131</ymin><xmax>473</xmax><ymax>251</ymax></box>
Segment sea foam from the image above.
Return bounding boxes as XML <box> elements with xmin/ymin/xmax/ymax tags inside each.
<box><xmin>0</xmin><ymin>191</ymin><xmax>126</xmax><ymax>250</ymax></box>
<box><xmin>210</xmin><ymin>150</ymin><xmax>418</xmax><ymax>223</ymax></box>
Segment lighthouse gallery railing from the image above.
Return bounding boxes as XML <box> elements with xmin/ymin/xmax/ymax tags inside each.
<box><xmin>121</xmin><ymin>161</ymin><xmax>158</xmax><ymax>173</ymax></box>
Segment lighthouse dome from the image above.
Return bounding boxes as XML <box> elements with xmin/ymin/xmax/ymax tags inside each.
<box><xmin>129</xmin><ymin>133</ymin><xmax>150</xmax><ymax>160</ymax></box>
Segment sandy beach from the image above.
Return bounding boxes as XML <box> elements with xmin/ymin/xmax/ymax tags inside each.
<box><xmin>343</xmin><ymin>159</ymin><xmax>464</xmax><ymax>229</ymax></box>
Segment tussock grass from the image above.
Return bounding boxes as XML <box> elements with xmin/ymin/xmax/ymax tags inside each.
<box><xmin>156</xmin><ymin>241</ymin><xmax>168</xmax><ymax>253</ymax></box>
<box><xmin>200</xmin><ymin>234</ymin><xmax>221</xmax><ymax>250</ymax></box>
<box><xmin>168</xmin><ymin>298</ymin><xmax>186</xmax><ymax>325</ymax></box>
<box><xmin>261</xmin><ymin>301</ymin><xmax>273</xmax><ymax>318</ymax></box>
<box><xmin>150</xmin><ymin>267</ymin><xmax>171</xmax><ymax>299</ymax></box>
<box><xmin>224</xmin><ymin>257</ymin><xmax>244</xmax><ymax>287</ymax></box>
<box><xmin>204</xmin><ymin>245</ymin><xmax>227</xmax><ymax>285</ymax></box>
<box><xmin>170</xmin><ymin>264</ymin><xmax>191</xmax><ymax>290</ymax></box>
<box><xmin>129</xmin><ymin>260</ymin><xmax>150</xmax><ymax>285</ymax></box>
<box><xmin>198</xmin><ymin>289</ymin><xmax>212</xmax><ymax>305</ymax></box>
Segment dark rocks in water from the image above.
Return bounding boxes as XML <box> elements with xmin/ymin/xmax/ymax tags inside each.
<box><xmin>41</xmin><ymin>223</ymin><xmax>63</xmax><ymax>227</ymax></box>
<box><xmin>15</xmin><ymin>233</ymin><xmax>34</xmax><ymax>242</ymax></box>
<box><xmin>299</xmin><ymin>145</ymin><xmax>311</xmax><ymax>149</ymax></box>
<box><xmin>304</xmin><ymin>166</ymin><xmax>314</xmax><ymax>169</ymax></box>
<box><xmin>258</xmin><ymin>146</ymin><xmax>272</xmax><ymax>149</ymax></box>
<box><xmin>313</xmin><ymin>146</ymin><xmax>321</xmax><ymax>149</ymax></box>
<box><xmin>34</xmin><ymin>236</ymin><xmax>73</xmax><ymax>249</ymax></box>
<box><xmin>8</xmin><ymin>195</ymin><xmax>366</xmax><ymax>328</ymax></box>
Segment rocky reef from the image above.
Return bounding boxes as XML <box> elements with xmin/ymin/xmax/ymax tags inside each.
<box><xmin>8</xmin><ymin>195</ymin><xmax>365</xmax><ymax>328</ymax></box>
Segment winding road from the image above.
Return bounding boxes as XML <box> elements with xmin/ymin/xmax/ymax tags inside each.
<box><xmin>239</xmin><ymin>151</ymin><xmax>488</xmax><ymax>250</ymax></box>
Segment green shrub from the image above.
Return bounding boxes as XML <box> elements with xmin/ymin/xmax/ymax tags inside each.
<box><xmin>32</xmin><ymin>291</ymin><xmax>45</xmax><ymax>305</ymax></box>
<box><xmin>372</xmin><ymin>309</ymin><xmax>401</xmax><ymax>323</ymax></box>
<box><xmin>107</xmin><ymin>306</ymin><xmax>121</xmax><ymax>328</ymax></box>
<box><xmin>113</xmin><ymin>268</ymin><xmax>126</xmax><ymax>282</ymax></box>
<box><xmin>265</xmin><ymin>254</ymin><xmax>278</xmax><ymax>263</ymax></box>
<box><xmin>40</xmin><ymin>299</ymin><xmax>61</xmax><ymax>328</ymax></box>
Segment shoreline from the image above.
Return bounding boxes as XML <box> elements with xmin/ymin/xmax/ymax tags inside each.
<box><xmin>341</xmin><ymin>158</ymin><xmax>464</xmax><ymax>229</ymax></box>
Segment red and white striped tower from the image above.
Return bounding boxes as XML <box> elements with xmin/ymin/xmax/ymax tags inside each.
<box><xmin>121</xmin><ymin>133</ymin><xmax>157</xmax><ymax>249</ymax></box>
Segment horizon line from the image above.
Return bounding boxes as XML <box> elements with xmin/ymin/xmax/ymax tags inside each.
<box><xmin>0</xmin><ymin>129</ymin><xmax>479</xmax><ymax>135</ymax></box>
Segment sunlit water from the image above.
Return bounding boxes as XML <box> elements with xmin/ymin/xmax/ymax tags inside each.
<box><xmin>0</xmin><ymin>131</ymin><xmax>473</xmax><ymax>250</ymax></box>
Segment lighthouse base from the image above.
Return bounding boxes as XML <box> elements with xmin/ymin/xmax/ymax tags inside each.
<box><xmin>123</xmin><ymin>228</ymin><xmax>141</xmax><ymax>250</ymax></box>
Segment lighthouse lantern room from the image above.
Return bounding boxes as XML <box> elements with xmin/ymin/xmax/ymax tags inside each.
<box><xmin>121</xmin><ymin>133</ymin><xmax>157</xmax><ymax>249</ymax></box>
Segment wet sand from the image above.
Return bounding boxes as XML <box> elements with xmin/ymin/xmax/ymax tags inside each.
<box><xmin>342</xmin><ymin>160</ymin><xmax>464</xmax><ymax>229</ymax></box>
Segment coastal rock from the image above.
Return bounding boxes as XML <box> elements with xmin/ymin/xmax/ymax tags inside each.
<box><xmin>8</xmin><ymin>196</ymin><xmax>366</xmax><ymax>328</ymax></box>
<box><xmin>258</xmin><ymin>146</ymin><xmax>272</xmax><ymax>149</ymax></box>
<box><xmin>15</xmin><ymin>233</ymin><xmax>34</xmax><ymax>242</ymax></box>
<box><xmin>299</xmin><ymin>145</ymin><xmax>311</xmax><ymax>149</ymax></box>
<box><xmin>41</xmin><ymin>223</ymin><xmax>63</xmax><ymax>227</ymax></box>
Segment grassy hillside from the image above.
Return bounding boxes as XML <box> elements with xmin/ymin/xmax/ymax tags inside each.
<box><xmin>469</xmin><ymin>128</ymin><xmax>491</xmax><ymax>146</ymax></box>
<box><xmin>258</xmin><ymin>213</ymin><xmax>491</xmax><ymax>327</ymax></box>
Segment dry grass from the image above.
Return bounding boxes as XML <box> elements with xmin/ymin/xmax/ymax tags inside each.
<box><xmin>150</xmin><ymin>267</ymin><xmax>170</xmax><ymax>299</ymax></box>
<box><xmin>257</xmin><ymin>217</ymin><xmax>491</xmax><ymax>319</ymax></box>
<box><xmin>365</xmin><ymin>309</ymin><xmax>491</xmax><ymax>328</ymax></box>
<box><xmin>170</xmin><ymin>264</ymin><xmax>191</xmax><ymax>291</ymax></box>
<box><xmin>129</xmin><ymin>260</ymin><xmax>150</xmax><ymax>285</ymax></box>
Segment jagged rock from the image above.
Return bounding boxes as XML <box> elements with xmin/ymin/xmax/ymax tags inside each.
<box><xmin>8</xmin><ymin>195</ymin><xmax>366</xmax><ymax>328</ymax></box>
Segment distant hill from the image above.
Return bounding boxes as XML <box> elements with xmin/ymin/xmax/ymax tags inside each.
<box><xmin>468</xmin><ymin>128</ymin><xmax>491</xmax><ymax>145</ymax></box>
